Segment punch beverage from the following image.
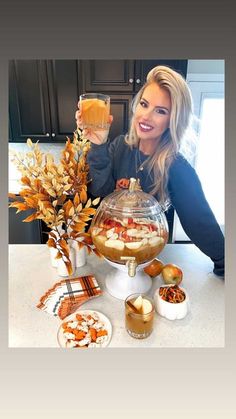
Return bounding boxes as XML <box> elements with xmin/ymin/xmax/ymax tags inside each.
<box><xmin>125</xmin><ymin>294</ymin><xmax>155</xmax><ymax>339</ymax></box>
<box><xmin>80</xmin><ymin>93</ymin><xmax>110</xmax><ymax>131</ymax></box>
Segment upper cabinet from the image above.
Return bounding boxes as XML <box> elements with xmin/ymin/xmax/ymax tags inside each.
<box><xmin>9</xmin><ymin>59</ymin><xmax>188</xmax><ymax>143</ymax></box>
<box><xmin>9</xmin><ymin>60</ymin><xmax>81</xmax><ymax>142</ymax></box>
<box><xmin>82</xmin><ymin>60</ymin><xmax>135</xmax><ymax>92</ymax></box>
<box><xmin>82</xmin><ymin>60</ymin><xmax>187</xmax><ymax>92</ymax></box>
<box><xmin>9</xmin><ymin>60</ymin><xmax>51</xmax><ymax>142</ymax></box>
<box><xmin>46</xmin><ymin>60</ymin><xmax>82</xmax><ymax>141</ymax></box>
<box><xmin>134</xmin><ymin>60</ymin><xmax>188</xmax><ymax>91</ymax></box>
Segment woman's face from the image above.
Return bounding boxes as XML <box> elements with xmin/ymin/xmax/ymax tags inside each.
<box><xmin>134</xmin><ymin>82</ymin><xmax>171</xmax><ymax>143</ymax></box>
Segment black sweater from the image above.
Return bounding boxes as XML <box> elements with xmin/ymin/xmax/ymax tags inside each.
<box><xmin>87</xmin><ymin>135</ymin><xmax>224</xmax><ymax>277</ymax></box>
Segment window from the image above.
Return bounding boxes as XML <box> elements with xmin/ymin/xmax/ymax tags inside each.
<box><xmin>195</xmin><ymin>94</ymin><xmax>224</xmax><ymax>229</ymax></box>
<box><xmin>173</xmin><ymin>74</ymin><xmax>225</xmax><ymax>241</ymax></box>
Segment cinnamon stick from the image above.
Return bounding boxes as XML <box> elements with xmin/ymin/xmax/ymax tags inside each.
<box><xmin>126</xmin><ymin>300</ymin><xmax>140</xmax><ymax>313</ymax></box>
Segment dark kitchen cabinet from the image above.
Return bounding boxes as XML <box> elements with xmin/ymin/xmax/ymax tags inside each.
<box><xmin>9</xmin><ymin>206</ymin><xmax>43</xmax><ymax>244</ymax></box>
<box><xmin>109</xmin><ymin>95</ymin><xmax>132</xmax><ymax>139</ymax></box>
<box><xmin>9</xmin><ymin>60</ymin><xmax>51</xmax><ymax>142</ymax></box>
<box><xmin>134</xmin><ymin>60</ymin><xmax>188</xmax><ymax>91</ymax></box>
<box><xmin>82</xmin><ymin>60</ymin><xmax>187</xmax><ymax>93</ymax></box>
<box><xmin>46</xmin><ymin>60</ymin><xmax>82</xmax><ymax>141</ymax></box>
<box><xmin>9</xmin><ymin>60</ymin><xmax>81</xmax><ymax>143</ymax></box>
<box><xmin>82</xmin><ymin>60</ymin><xmax>136</xmax><ymax>93</ymax></box>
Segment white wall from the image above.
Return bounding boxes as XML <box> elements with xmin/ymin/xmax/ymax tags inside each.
<box><xmin>187</xmin><ymin>59</ymin><xmax>224</xmax><ymax>74</ymax></box>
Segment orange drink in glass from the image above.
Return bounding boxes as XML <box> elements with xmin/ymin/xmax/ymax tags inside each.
<box><xmin>125</xmin><ymin>293</ymin><xmax>155</xmax><ymax>339</ymax></box>
<box><xmin>80</xmin><ymin>93</ymin><xmax>110</xmax><ymax>130</ymax></box>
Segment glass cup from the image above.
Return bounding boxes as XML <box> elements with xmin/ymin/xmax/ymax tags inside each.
<box><xmin>125</xmin><ymin>293</ymin><xmax>155</xmax><ymax>339</ymax></box>
<box><xmin>80</xmin><ymin>93</ymin><xmax>110</xmax><ymax>131</ymax></box>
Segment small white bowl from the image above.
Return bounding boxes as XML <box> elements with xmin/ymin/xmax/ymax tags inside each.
<box><xmin>154</xmin><ymin>284</ymin><xmax>190</xmax><ymax>320</ymax></box>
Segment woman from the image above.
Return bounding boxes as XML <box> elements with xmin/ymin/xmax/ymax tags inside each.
<box><xmin>76</xmin><ymin>65</ymin><xmax>224</xmax><ymax>277</ymax></box>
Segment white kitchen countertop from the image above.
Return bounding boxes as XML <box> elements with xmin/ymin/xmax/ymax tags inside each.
<box><xmin>9</xmin><ymin>244</ymin><xmax>224</xmax><ymax>348</ymax></box>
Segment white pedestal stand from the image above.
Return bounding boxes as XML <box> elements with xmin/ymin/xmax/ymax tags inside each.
<box><xmin>105</xmin><ymin>259</ymin><xmax>152</xmax><ymax>300</ymax></box>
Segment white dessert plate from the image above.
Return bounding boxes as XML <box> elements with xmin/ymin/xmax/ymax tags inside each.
<box><xmin>57</xmin><ymin>310</ymin><xmax>112</xmax><ymax>348</ymax></box>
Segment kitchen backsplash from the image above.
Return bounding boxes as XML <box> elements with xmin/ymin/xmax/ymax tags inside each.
<box><xmin>9</xmin><ymin>142</ymin><xmax>65</xmax><ymax>193</ymax></box>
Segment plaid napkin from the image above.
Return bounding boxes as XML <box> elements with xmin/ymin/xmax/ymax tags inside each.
<box><xmin>37</xmin><ymin>275</ymin><xmax>102</xmax><ymax>319</ymax></box>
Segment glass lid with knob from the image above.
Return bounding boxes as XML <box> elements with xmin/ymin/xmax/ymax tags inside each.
<box><xmin>90</xmin><ymin>178</ymin><xmax>169</xmax><ymax>266</ymax></box>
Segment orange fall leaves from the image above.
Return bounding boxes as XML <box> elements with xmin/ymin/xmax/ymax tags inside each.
<box><xmin>9</xmin><ymin>131</ymin><xmax>101</xmax><ymax>274</ymax></box>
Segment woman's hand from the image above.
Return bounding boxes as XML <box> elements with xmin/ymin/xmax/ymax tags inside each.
<box><xmin>75</xmin><ymin>104</ymin><xmax>113</xmax><ymax>145</ymax></box>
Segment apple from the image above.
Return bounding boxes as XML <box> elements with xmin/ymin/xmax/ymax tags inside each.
<box><xmin>141</xmin><ymin>298</ymin><xmax>153</xmax><ymax>314</ymax></box>
<box><xmin>144</xmin><ymin>259</ymin><xmax>164</xmax><ymax>278</ymax></box>
<box><xmin>161</xmin><ymin>263</ymin><xmax>183</xmax><ymax>285</ymax></box>
<box><xmin>133</xmin><ymin>295</ymin><xmax>143</xmax><ymax>310</ymax></box>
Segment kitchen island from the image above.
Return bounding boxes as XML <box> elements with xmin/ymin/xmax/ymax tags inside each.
<box><xmin>9</xmin><ymin>244</ymin><xmax>224</xmax><ymax>348</ymax></box>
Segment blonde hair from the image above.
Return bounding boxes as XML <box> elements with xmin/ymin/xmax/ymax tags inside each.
<box><xmin>126</xmin><ymin>65</ymin><xmax>193</xmax><ymax>207</ymax></box>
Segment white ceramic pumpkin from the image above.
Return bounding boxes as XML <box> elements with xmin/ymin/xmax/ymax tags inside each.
<box><xmin>154</xmin><ymin>285</ymin><xmax>190</xmax><ymax>320</ymax></box>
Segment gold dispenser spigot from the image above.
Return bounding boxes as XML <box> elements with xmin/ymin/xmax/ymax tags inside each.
<box><xmin>120</xmin><ymin>256</ymin><xmax>138</xmax><ymax>277</ymax></box>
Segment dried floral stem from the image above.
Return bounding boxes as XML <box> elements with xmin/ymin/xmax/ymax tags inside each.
<box><xmin>9</xmin><ymin>130</ymin><xmax>102</xmax><ymax>275</ymax></box>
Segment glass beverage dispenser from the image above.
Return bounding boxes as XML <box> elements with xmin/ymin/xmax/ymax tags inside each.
<box><xmin>90</xmin><ymin>178</ymin><xmax>169</xmax><ymax>299</ymax></box>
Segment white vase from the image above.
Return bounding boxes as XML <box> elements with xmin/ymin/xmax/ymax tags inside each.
<box><xmin>69</xmin><ymin>239</ymin><xmax>86</xmax><ymax>268</ymax></box>
<box><xmin>57</xmin><ymin>246</ymin><xmax>76</xmax><ymax>277</ymax></box>
<box><xmin>49</xmin><ymin>247</ymin><xmax>59</xmax><ymax>268</ymax></box>
<box><xmin>48</xmin><ymin>227</ymin><xmax>65</xmax><ymax>268</ymax></box>
<box><xmin>74</xmin><ymin>246</ymin><xmax>86</xmax><ymax>268</ymax></box>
